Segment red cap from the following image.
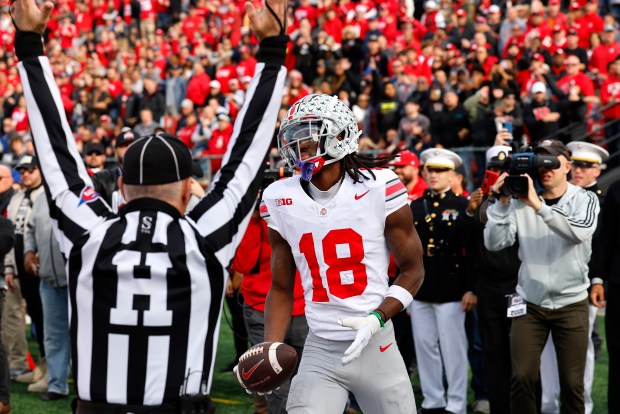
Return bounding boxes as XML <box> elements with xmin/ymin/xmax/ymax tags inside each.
<box><xmin>390</xmin><ymin>150</ymin><xmax>419</xmax><ymax>167</ymax></box>
<box><xmin>155</xmin><ymin>28</ymin><xmax>164</xmax><ymax>35</ymax></box>
<box><xmin>475</xmin><ymin>16</ymin><xmax>487</xmax><ymax>24</ymax></box>
<box><xmin>554</xmin><ymin>48</ymin><xmax>566</xmax><ymax>55</ymax></box>
<box><xmin>456</xmin><ymin>9</ymin><xmax>466</xmax><ymax>17</ymax></box>
<box><xmin>569</xmin><ymin>2</ymin><xmax>581</xmax><ymax>10</ymax></box>
<box><xmin>532</xmin><ymin>53</ymin><xmax>545</xmax><ymax>62</ymax></box>
<box><xmin>553</xmin><ymin>24</ymin><xmax>562</xmax><ymax>32</ymax></box>
<box><xmin>549</xmin><ymin>0</ymin><xmax>560</xmax><ymax>5</ymax></box>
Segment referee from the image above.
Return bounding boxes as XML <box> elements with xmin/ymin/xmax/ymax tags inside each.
<box><xmin>12</xmin><ymin>0</ymin><xmax>288</xmax><ymax>412</ymax></box>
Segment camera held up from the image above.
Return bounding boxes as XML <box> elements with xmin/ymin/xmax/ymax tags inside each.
<box><xmin>489</xmin><ymin>123</ymin><xmax>561</xmax><ymax>196</ymax></box>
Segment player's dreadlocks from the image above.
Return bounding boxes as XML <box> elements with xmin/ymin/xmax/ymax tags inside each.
<box><xmin>341</xmin><ymin>152</ymin><xmax>396</xmax><ymax>183</ymax></box>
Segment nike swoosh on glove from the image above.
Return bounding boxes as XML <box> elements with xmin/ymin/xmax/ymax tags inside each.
<box><xmin>233</xmin><ymin>364</ymin><xmax>274</xmax><ymax>396</ymax></box>
<box><xmin>338</xmin><ymin>314</ymin><xmax>382</xmax><ymax>364</ymax></box>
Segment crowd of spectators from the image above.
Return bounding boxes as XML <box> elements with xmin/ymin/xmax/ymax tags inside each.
<box><xmin>1</xmin><ymin>0</ymin><xmax>619</xmax><ymax>189</ymax></box>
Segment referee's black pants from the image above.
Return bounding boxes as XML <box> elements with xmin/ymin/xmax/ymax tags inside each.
<box><xmin>20</xmin><ymin>275</ymin><xmax>45</xmax><ymax>358</ymax></box>
<box><xmin>608</xmin><ymin>281</ymin><xmax>620</xmax><ymax>413</ymax></box>
<box><xmin>477</xmin><ymin>280</ymin><xmax>516</xmax><ymax>414</ymax></box>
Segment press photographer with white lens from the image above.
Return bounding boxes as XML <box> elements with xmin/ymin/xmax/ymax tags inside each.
<box><xmin>484</xmin><ymin>139</ymin><xmax>600</xmax><ymax>414</ymax></box>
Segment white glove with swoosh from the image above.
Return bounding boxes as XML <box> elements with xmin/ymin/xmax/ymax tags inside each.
<box><xmin>338</xmin><ymin>314</ymin><xmax>382</xmax><ymax>364</ymax></box>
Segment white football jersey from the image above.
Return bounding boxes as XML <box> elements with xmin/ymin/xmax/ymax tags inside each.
<box><xmin>261</xmin><ymin>169</ymin><xmax>407</xmax><ymax>340</ymax></box>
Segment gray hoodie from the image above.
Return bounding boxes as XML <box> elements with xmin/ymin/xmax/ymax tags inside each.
<box><xmin>484</xmin><ymin>183</ymin><xmax>599</xmax><ymax>309</ymax></box>
<box><xmin>24</xmin><ymin>195</ymin><xmax>66</xmax><ymax>287</ymax></box>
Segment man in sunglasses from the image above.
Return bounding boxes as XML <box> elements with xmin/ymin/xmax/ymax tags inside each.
<box><xmin>3</xmin><ymin>155</ymin><xmax>46</xmax><ymax>386</ymax></box>
<box><xmin>539</xmin><ymin>141</ymin><xmax>609</xmax><ymax>414</ymax></box>
<box><xmin>82</xmin><ymin>142</ymin><xmax>107</xmax><ymax>175</ymax></box>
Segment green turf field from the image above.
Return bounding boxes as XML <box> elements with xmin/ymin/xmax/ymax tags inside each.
<box><xmin>9</xmin><ymin>306</ymin><xmax>610</xmax><ymax>413</ymax></box>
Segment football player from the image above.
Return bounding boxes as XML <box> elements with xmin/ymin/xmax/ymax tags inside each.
<box><xmin>258</xmin><ymin>94</ymin><xmax>424</xmax><ymax>413</ymax></box>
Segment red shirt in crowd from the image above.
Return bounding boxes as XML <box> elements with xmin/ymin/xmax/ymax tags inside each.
<box><xmin>577</xmin><ymin>12</ymin><xmax>604</xmax><ymax>47</ymax></box>
<box><xmin>234</xmin><ymin>215</ymin><xmax>305</xmax><ymax>315</ymax></box>
<box><xmin>11</xmin><ymin>107</ymin><xmax>28</xmax><ymax>133</ymax></box>
<box><xmin>176</xmin><ymin>122</ymin><xmax>198</xmax><ymax>149</ymax></box>
<box><xmin>59</xmin><ymin>22</ymin><xmax>76</xmax><ymax>49</ymax></box>
<box><xmin>75</xmin><ymin>8</ymin><xmax>93</xmax><ymax>33</ymax></box>
<box><xmin>294</xmin><ymin>4</ymin><xmax>317</xmax><ymax>26</ymax></box>
<box><xmin>600</xmin><ymin>74</ymin><xmax>620</xmax><ymax>119</ymax></box>
<box><xmin>205</xmin><ymin>124</ymin><xmax>233</xmax><ymax>173</ymax></box>
<box><xmin>408</xmin><ymin>178</ymin><xmax>428</xmax><ymax>202</ymax></box>
<box><xmin>215</xmin><ymin>64</ymin><xmax>238</xmax><ymax>94</ymax></box>
<box><xmin>181</xmin><ymin>14</ymin><xmax>202</xmax><ymax>40</ymax></box>
<box><xmin>556</xmin><ymin>72</ymin><xmax>595</xmax><ymax>97</ymax></box>
<box><xmin>589</xmin><ymin>42</ymin><xmax>620</xmax><ymax>76</ymax></box>
<box><xmin>236</xmin><ymin>55</ymin><xmax>257</xmax><ymax>78</ymax></box>
<box><xmin>324</xmin><ymin>15</ymin><xmax>343</xmax><ymax>43</ymax></box>
<box><xmin>185</xmin><ymin>72</ymin><xmax>211</xmax><ymax>107</ymax></box>
<box><xmin>140</xmin><ymin>0</ymin><xmax>156</xmax><ymax>20</ymax></box>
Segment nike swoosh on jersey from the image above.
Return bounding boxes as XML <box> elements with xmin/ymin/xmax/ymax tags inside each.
<box><xmin>242</xmin><ymin>359</ymin><xmax>265</xmax><ymax>380</ymax></box>
<box><xmin>354</xmin><ymin>190</ymin><xmax>370</xmax><ymax>200</ymax></box>
<box><xmin>379</xmin><ymin>343</ymin><xmax>393</xmax><ymax>353</ymax></box>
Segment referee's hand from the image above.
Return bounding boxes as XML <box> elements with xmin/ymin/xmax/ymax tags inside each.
<box><xmin>244</xmin><ymin>0</ymin><xmax>287</xmax><ymax>41</ymax></box>
<box><xmin>11</xmin><ymin>0</ymin><xmax>54</xmax><ymax>34</ymax></box>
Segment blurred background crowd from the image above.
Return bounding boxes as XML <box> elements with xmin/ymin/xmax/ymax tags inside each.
<box><xmin>1</xmin><ymin>0</ymin><xmax>619</xmax><ymax>189</ymax></box>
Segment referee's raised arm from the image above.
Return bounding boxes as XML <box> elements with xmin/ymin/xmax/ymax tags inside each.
<box><xmin>13</xmin><ymin>0</ymin><xmax>113</xmax><ymax>255</ymax></box>
<box><xmin>187</xmin><ymin>3</ymin><xmax>288</xmax><ymax>264</ymax></box>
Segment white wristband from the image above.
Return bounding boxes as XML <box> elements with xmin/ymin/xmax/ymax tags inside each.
<box><xmin>385</xmin><ymin>285</ymin><xmax>414</xmax><ymax>310</ymax></box>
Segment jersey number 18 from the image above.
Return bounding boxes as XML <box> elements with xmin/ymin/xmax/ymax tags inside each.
<box><xmin>299</xmin><ymin>228</ymin><xmax>368</xmax><ymax>302</ymax></box>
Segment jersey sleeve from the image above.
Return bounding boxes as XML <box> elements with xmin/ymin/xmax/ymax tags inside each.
<box><xmin>260</xmin><ymin>185</ymin><xmax>284</xmax><ymax>236</ymax></box>
<box><xmin>185</xmin><ymin>36</ymin><xmax>288</xmax><ymax>266</ymax></box>
<box><xmin>16</xmin><ymin>32</ymin><xmax>113</xmax><ymax>256</ymax></box>
<box><xmin>383</xmin><ymin>170</ymin><xmax>408</xmax><ymax>216</ymax></box>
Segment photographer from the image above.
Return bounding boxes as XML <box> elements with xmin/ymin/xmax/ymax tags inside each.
<box><xmin>484</xmin><ymin>139</ymin><xmax>600</xmax><ymax>414</ymax></box>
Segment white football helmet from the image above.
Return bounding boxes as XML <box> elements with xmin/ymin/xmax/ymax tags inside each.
<box><xmin>278</xmin><ymin>94</ymin><xmax>361</xmax><ymax>169</ymax></box>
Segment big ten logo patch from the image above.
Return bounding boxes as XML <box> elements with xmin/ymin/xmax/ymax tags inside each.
<box><xmin>275</xmin><ymin>198</ymin><xmax>293</xmax><ymax>207</ymax></box>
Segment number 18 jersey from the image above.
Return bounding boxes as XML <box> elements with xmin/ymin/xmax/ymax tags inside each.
<box><xmin>261</xmin><ymin>169</ymin><xmax>407</xmax><ymax>341</ymax></box>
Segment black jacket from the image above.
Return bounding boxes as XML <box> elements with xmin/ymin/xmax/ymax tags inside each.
<box><xmin>464</xmin><ymin>197</ymin><xmax>520</xmax><ymax>287</ymax></box>
<box><xmin>91</xmin><ymin>166</ymin><xmax>122</xmax><ymax>206</ymax></box>
<box><xmin>585</xmin><ymin>182</ymin><xmax>605</xmax><ymax>282</ymax></box>
<box><xmin>0</xmin><ymin>216</ymin><xmax>14</xmax><ymax>276</ymax></box>
<box><xmin>436</xmin><ymin>105</ymin><xmax>471</xmax><ymax>148</ymax></box>
<box><xmin>411</xmin><ymin>189</ymin><xmax>473</xmax><ymax>302</ymax></box>
<box><xmin>592</xmin><ymin>179</ymin><xmax>620</xmax><ymax>286</ymax></box>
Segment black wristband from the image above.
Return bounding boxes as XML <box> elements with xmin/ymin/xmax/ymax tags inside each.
<box><xmin>15</xmin><ymin>31</ymin><xmax>45</xmax><ymax>61</ymax></box>
<box><xmin>256</xmin><ymin>35</ymin><xmax>289</xmax><ymax>67</ymax></box>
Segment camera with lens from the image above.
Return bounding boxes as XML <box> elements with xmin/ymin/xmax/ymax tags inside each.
<box><xmin>261</xmin><ymin>166</ymin><xmax>294</xmax><ymax>190</ymax></box>
<box><xmin>490</xmin><ymin>142</ymin><xmax>560</xmax><ymax>196</ymax></box>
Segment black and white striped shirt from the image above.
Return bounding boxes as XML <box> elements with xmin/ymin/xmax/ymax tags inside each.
<box><xmin>16</xmin><ymin>33</ymin><xmax>288</xmax><ymax>406</ymax></box>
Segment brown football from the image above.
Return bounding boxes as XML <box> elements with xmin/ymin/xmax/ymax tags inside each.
<box><xmin>236</xmin><ymin>342</ymin><xmax>298</xmax><ymax>393</ymax></box>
